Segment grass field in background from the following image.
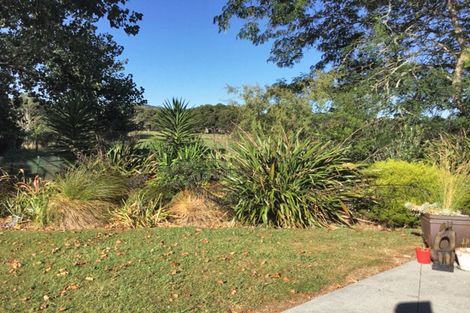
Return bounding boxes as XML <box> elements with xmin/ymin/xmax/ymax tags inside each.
<box><xmin>0</xmin><ymin>132</ymin><xmax>232</xmax><ymax>179</ymax></box>
<box><xmin>130</xmin><ymin>130</ymin><xmax>233</xmax><ymax>150</ymax></box>
<box><xmin>0</xmin><ymin>227</ymin><xmax>419</xmax><ymax>312</ymax></box>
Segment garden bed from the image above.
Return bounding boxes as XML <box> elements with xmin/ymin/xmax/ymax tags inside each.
<box><xmin>0</xmin><ymin>227</ymin><xmax>418</xmax><ymax>312</ymax></box>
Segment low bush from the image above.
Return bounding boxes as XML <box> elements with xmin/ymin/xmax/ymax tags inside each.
<box><xmin>112</xmin><ymin>187</ymin><xmax>166</xmax><ymax>228</ymax></box>
<box><xmin>167</xmin><ymin>190</ymin><xmax>230</xmax><ymax>227</ymax></box>
<box><xmin>222</xmin><ymin>131</ymin><xmax>363</xmax><ymax>228</ymax></box>
<box><xmin>365</xmin><ymin>160</ymin><xmax>441</xmax><ymax>227</ymax></box>
<box><xmin>428</xmin><ymin>134</ymin><xmax>469</xmax><ymax>214</ymax></box>
<box><xmin>0</xmin><ymin>173</ymin><xmax>50</xmax><ymax>226</ymax></box>
<box><xmin>48</xmin><ymin>164</ymin><xmax>129</xmax><ymax>229</ymax></box>
<box><xmin>52</xmin><ymin>164</ymin><xmax>129</xmax><ymax>202</ymax></box>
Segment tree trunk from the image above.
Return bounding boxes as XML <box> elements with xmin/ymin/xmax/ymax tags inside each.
<box><xmin>447</xmin><ymin>0</ymin><xmax>468</xmax><ymax>116</ymax></box>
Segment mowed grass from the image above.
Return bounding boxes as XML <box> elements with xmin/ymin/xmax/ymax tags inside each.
<box><xmin>0</xmin><ymin>227</ymin><xmax>419</xmax><ymax>312</ymax></box>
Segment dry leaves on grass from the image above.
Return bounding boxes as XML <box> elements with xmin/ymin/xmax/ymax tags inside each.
<box><xmin>7</xmin><ymin>259</ymin><xmax>22</xmax><ymax>273</ymax></box>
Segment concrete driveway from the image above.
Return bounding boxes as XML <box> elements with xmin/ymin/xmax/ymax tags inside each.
<box><xmin>284</xmin><ymin>261</ymin><xmax>470</xmax><ymax>313</ymax></box>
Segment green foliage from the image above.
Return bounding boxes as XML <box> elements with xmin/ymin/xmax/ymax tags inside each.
<box><xmin>1</xmin><ymin>0</ymin><xmax>145</xmax><ymax>156</ymax></box>
<box><xmin>1</xmin><ymin>176</ymin><xmax>50</xmax><ymax>226</ymax></box>
<box><xmin>134</xmin><ymin>103</ymin><xmax>240</xmax><ymax>134</ymax></box>
<box><xmin>106</xmin><ymin>141</ymin><xmax>158</xmax><ymax>176</ymax></box>
<box><xmin>365</xmin><ymin>160</ymin><xmax>441</xmax><ymax>227</ymax></box>
<box><xmin>157</xmin><ymin>98</ymin><xmax>196</xmax><ymax>154</ymax></box>
<box><xmin>148</xmin><ymin>141</ymin><xmax>215</xmax><ymax>202</ymax></box>
<box><xmin>140</xmin><ymin>98</ymin><xmax>217</xmax><ymax>200</ymax></box>
<box><xmin>52</xmin><ymin>164</ymin><xmax>128</xmax><ymax>202</ymax></box>
<box><xmin>19</xmin><ymin>96</ymin><xmax>54</xmax><ymax>151</ymax></box>
<box><xmin>229</xmin><ymin>85</ymin><xmax>314</xmax><ymax>138</ymax></box>
<box><xmin>191</xmin><ymin>103</ymin><xmax>240</xmax><ymax>133</ymax></box>
<box><xmin>0</xmin><ymin>97</ymin><xmax>23</xmax><ymax>154</ymax></box>
<box><xmin>222</xmin><ymin>131</ymin><xmax>363</xmax><ymax>228</ymax></box>
<box><xmin>427</xmin><ymin>134</ymin><xmax>470</xmax><ymax>213</ymax></box>
<box><xmin>46</xmin><ymin>96</ymin><xmax>97</xmax><ymax>156</ymax></box>
<box><xmin>216</xmin><ymin>0</ymin><xmax>468</xmax><ymax>117</ymax></box>
<box><xmin>113</xmin><ymin>188</ymin><xmax>166</xmax><ymax>228</ymax></box>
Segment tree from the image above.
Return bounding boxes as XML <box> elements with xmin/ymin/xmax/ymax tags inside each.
<box><xmin>18</xmin><ymin>96</ymin><xmax>53</xmax><ymax>152</ymax></box>
<box><xmin>191</xmin><ymin>103</ymin><xmax>240</xmax><ymax>133</ymax></box>
<box><xmin>0</xmin><ymin>96</ymin><xmax>22</xmax><ymax>154</ymax></box>
<box><xmin>216</xmin><ymin>0</ymin><xmax>469</xmax><ymax>117</ymax></box>
<box><xmin>0</xmin><ymin>0</ymin><xmax>145</xmax><ymax>154</ymax></box>
<box><xmin>227</xmin><ymin>84</ymin><xmax>315</xmax><ymax>137</ymax></box>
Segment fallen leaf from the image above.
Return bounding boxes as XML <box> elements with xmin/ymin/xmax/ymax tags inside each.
<box><xmin>230</xmin><ymin>289</ymin><xmax>237</xmax><ymax>295</ymax></box>
<box><xmin>57</xmin><ymin>268</ymin><xmax>69</xmax><ymax>277</ymax></box>
<box><xmin>7</xmin><ymin>259</ymin><xmax>22</xmax><ymax>273</ymax></box>
<box><xmin>85</xmin><ymin>276</ymin><xmax>94</xmax><ymax>281</ymax></box>
<box><xmin>272</xmin><ymin>272</ymin><xmax>282</xmax><ymax>278</ymax></box>
<box><xmin>43</xmin><ymin>295</ymin><xmax>49</xmax><ymax>301</ymax></box>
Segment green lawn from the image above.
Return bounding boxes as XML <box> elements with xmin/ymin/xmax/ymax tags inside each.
<box><xmin>0</xmin><ymin>227</ymin><xmax>418</xmax><ymax>312</ymax></box>
<box><xmin>130</xmin><ymin>130</ymin><xmax>232</xmax><ymax>151</ymax></box>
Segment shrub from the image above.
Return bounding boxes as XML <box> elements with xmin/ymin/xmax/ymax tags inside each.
<box><xmin>0</xmin><ymin>169</ymin><xmax>16</xmax><ymax>217</ymax></box>
<box><xmin>222</xmin><ymin>131</ymin><xmax>363</xmax><ymax>228</ymax></box>
<box><xmin>112</xmin><ymin>187</ymin><xmax>165</xmax><ymax>228</ymax></box>
<box><xmin>106</xmin><ymin>141</ymin><xmax>161</xmax><ymax>176</ymax></box>
<box><xmin>48</xmin><ymin>164</ymin><xmax>129</xmax><ymax>229</ymax></box>
<box><xmin>365</xmin><ymin>160</ymin><xmax>441</xmax><ymax>227</ymax></box>
<box><xmin>428</xmin><ymin>134</ymin><xmax>469</xmax><ymax>213</ymax></box>
<box><xmin>157</xmin><ymin>98</ymin><xmax>197</xmax><ymax>157</ymax></box>
<box><xmin>167</xmin><ymin>190</ymin><xmax>229</xmax><ymax>227</ymax></box>
<box><xmin>52</xmin><ymin>165</ymin><xmax>129</xmax><ymax>202</ymax></box>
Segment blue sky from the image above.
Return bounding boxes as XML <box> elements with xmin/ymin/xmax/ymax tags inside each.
<box><xmin>100</xmin><ymin>0</ymin><xmax>320</xmax><ymax>107</ymax></box>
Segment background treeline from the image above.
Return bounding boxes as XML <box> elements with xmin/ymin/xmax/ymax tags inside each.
<box><xmin>133</xmin><ymin>103</ymin><xmax>240</xmax><ymax>134</ymax></box>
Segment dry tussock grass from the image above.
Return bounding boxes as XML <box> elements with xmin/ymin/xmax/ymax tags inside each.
<box><xmin>166</xmin><ymin>190</ymin><xmax>231</xmax><ymax>227</ymax></box>
<box><xmin>48</xmin><ymin>196</ymin><xmax>116</xmax><ymax>230</ymax></box>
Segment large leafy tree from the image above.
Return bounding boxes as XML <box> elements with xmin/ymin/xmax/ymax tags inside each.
<box><xmin>0</xmin><ymin>0</ymin><xmax>145</xmax><ymax>154</ymax></box>
<box><xmin>215</xmin><ymin>0</ymin><xmax>469</xmax><ymax>117</ymax></box>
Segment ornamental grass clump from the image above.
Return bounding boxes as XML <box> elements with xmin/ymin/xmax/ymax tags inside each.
<box><xmin>222</xmin><ymin>131</ymin><xmax>363</xmax><ymax>228</ymax></box>
<box><xmin>428</xmin><ymin>134</ymin><xmax>470</xmax><ymax>214</ymax></box>
<box><xmin>49</xmin><ymin>164</ymin><xmax>129</xmax><ymax>229</ymax></box>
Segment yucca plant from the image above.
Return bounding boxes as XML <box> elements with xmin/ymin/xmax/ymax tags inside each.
<box><xmin>222</xmin><ymin>131</ymin><xmax>363</xmax><ymax>228</ymax></box>
<box><xmin>157</xmin><ymin>98</ymin><xmax>197</xmax><ymax>156</ymax></box>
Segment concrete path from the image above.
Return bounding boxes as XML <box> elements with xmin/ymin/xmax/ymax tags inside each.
<box><xmin>284</xmin><ymin>261</ymin><xmax>470</xmax><ymax>313</ymax></box>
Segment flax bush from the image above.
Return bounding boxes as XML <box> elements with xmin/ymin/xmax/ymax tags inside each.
<box><xmin>222</xmin><ymin>131</ymin><xmax>363</xmax><ymax>228</ymax></box>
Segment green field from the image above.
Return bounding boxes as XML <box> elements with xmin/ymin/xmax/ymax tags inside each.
<box><xmin>0</xmin><ymin>227</ymin><xmax>418</xmax><ymax>312</ymax></box>
<box><xmin>130</xmin><ymin>130</ymin><xmax>233</xmax><ymax>150</ymax></box>
<box><xmin>0</xmin><ymin>132</ymin><xmax>232</xmax><ymax>179</ymax></box>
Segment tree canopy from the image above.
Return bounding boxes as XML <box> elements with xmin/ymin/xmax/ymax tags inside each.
<box><xmin>0</xmin><ymin>0</ymin><xmax>145</xmax><ymax>154</ymax></box>
<box><xmin>216</xmin><ymin>0</ymin><xmax>469</xmax><ymax>117</ymax></box>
